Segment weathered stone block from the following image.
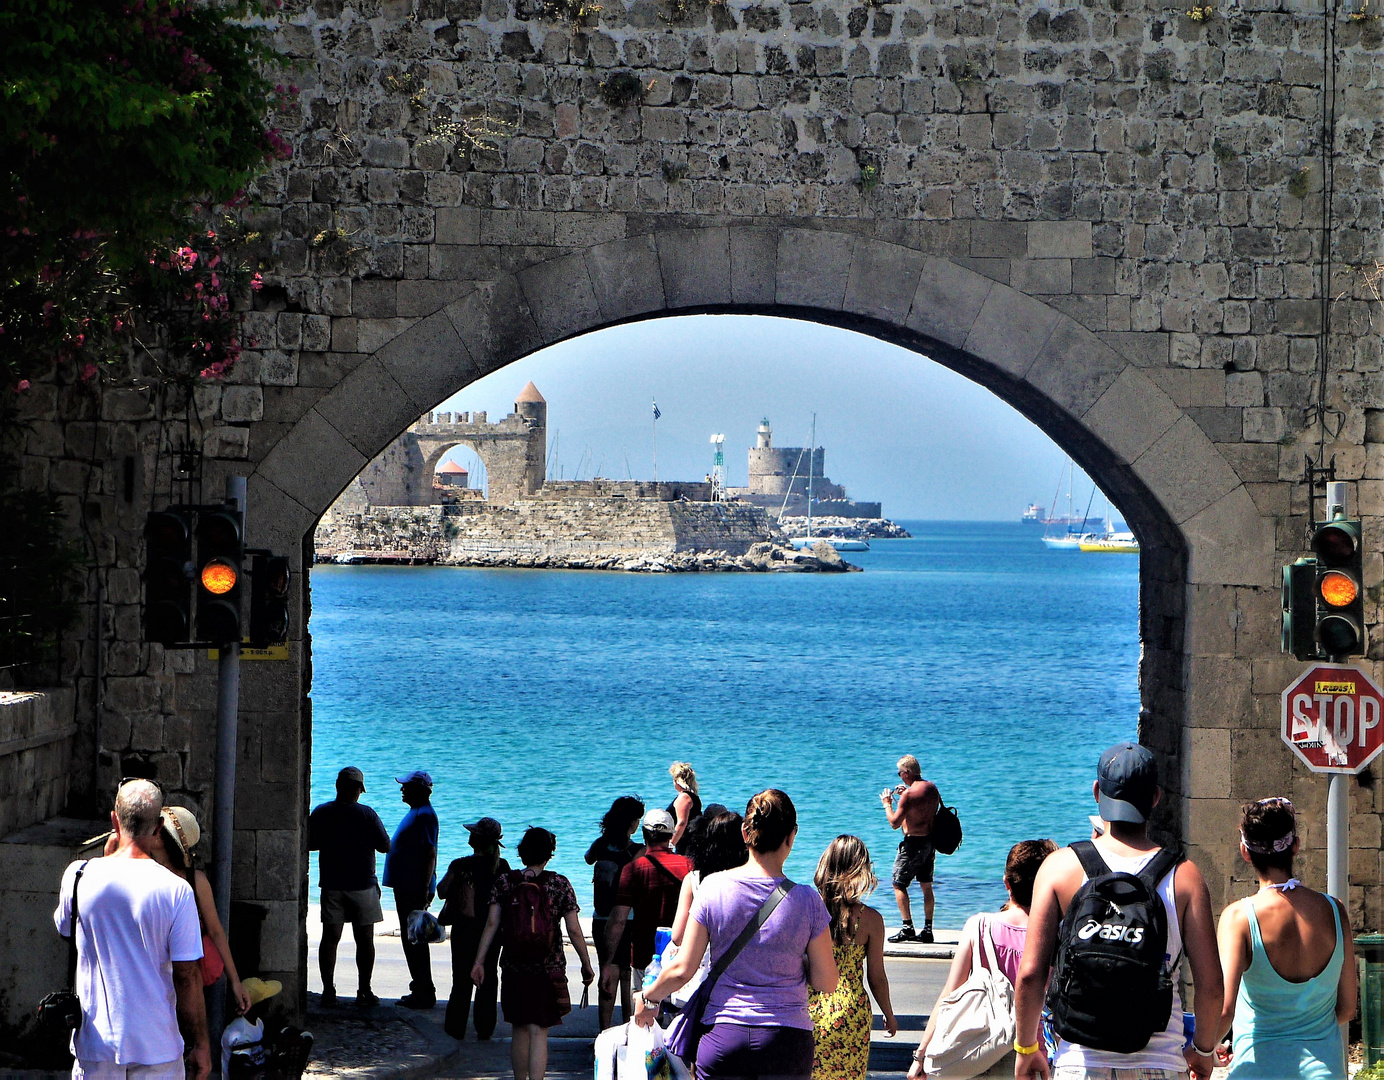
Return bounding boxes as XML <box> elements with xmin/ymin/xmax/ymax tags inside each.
<box><xmin>1184</xmin><ymin>485</ymin><xmax>1276</xmax><ymax>587</ymax></box>
<box><xmin>1025</xmin><ymin>321</ymin><xmax>1127</xmax><ymax>419</ymax></box>
<box><xmin>1027</xmin><ymin>220</ymin><xmax>1094</xmax><ymax>260</ymax></box>
<box><xmin>443</xmin><ymin>277</ymin><xmax>544</xmax><ymax>374</ymax></box>
<box><xmin>221</xmin><ymin>387</ymin><xmax>265</xmax><ymax>423</ymax></box>
<box><xmin>374</xmin><ymin>310</ymin><xmax>472</xmax><ymax>416</ymax></box>
<box><xmin>657</xmin><ymin>227</ymin><xmax>732</xmax><ymax>309</ymax></box>
<box><xmin>729</xmin><ymin>227</ymin><xmax>778</xmax><ymax>305</ymax></box>
<box><xmin>1133</xmin><ymin>417</ymin><xmax>1244</xmax><ymax>526</ymax></box>
<box><xmin>254</xmin><ymin>408</ymin><xmax>367</xmax><ymax>520</ymax></box>
<box><xmin>1010</xmin><ymin>258</ymin><xmax>1072</xmax><ymax>295</ymax></box>
<box><xmin>1082</xmin><ymin>367</ymin><xmax>1183</xmax><ymax>466</ymax></box>
<box><xmin>434</xmin><ymin>207</ymin><xmax>480</xmax><ymax>245</ymax></box>
<box><xmin>905</xmin><ymin>257</ymin><xmax>993</xmax><ymax>349</ymax></box>
<box><xmin>843</xmin><ymin>239</ymin><xmax>926</xmax><ymax>325</ymax></box>
<box><xmin>962</xmin><ymin>284</ymin><xmax>1061</xmax><ymax>379</ymax></box>
<box><xmin>776</xmin><ymin>229</ymin><xmax>853</xmax><ymax>310</ymax></box>
<box><xmin>584</xmin><ymin>235</ymin><xmax>666</xmax><ymax>321</ymax></box>
<box><xmin>313</xmin><ymin>358</ymin><xmax>418</xmax><ymax>460</ymax></box>
<box><xmin>518</xmin><ymin>253</ymin><xmax>602</xmax><ymax>341</ymax></box>
<box><xmin>970</xmin><ymin>221</ymin><xmax>1027</xmax><ymax>258</ymax></box>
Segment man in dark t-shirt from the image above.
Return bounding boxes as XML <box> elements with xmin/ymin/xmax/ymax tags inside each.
<box><xmin>599</xmin><ymin>809</ymin><xmax>692</xmax><ymax>994</ymax></box>
<box><xmin>308</xmin><ymin>766</ymin><xmax>391</xmax><ymax>1007</ymax></box>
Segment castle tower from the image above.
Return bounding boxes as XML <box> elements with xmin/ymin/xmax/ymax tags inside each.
<box><xmin>757</xmin><ymin>418</ymin><xmax>772</xmax><ymax>449</ymax></box>
<box><xmin>515</xmin><ymin>381</ymin><xmax>547</xmax><ymax>495</ymax></box>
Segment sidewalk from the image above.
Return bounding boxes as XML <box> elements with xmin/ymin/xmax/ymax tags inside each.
<box><xmin>302</xmin><ymin>909</ymin><xmax>952</xmax><ymax>1078</ymax></box>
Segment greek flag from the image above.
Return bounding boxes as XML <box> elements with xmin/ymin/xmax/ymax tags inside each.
<box><xmin>652</xmin><ymin>400</ymin><xmax>661</xmax><ymax>421</ymax></box>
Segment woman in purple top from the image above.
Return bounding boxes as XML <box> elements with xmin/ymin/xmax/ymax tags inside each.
<box><xmin>635</xmin><ymin>789</ymin><xmax>839</xmax><ymax>1080</ymax></box>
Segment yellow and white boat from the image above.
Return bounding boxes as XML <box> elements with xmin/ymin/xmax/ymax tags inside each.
<box><xmin>1079</xmin><ymin>531</ymin><xmax>1139</xmax><ymax>553</ymax></box>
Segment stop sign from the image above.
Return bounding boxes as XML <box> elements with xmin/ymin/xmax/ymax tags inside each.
<box><xmin>1281</xmin><ymin>663</ymin><xmax>1384</xmax><ymax>773</ymax></box>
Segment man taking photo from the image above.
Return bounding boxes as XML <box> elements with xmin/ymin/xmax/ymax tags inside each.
<box><xmin>880</xmin><ymin>754</ymin><xmax>940</xmax><ymax>943</ymax></box>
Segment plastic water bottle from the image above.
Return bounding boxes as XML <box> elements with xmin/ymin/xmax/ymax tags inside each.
<box><xmin>642</xmin><ymin>951</ymin><xmax>661</xmax><ymax>990</ymax></box>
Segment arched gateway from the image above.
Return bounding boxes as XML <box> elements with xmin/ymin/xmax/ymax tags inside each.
<box><xmin>6</xmin><ymin>0</ymin><xmax>1381</xmax><ymax>1018</ymax></box>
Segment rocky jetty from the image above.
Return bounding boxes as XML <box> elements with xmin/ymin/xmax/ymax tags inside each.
<box><xmin>439</xmin><ymin>540</ymin><xmax>859</xmax><ymax>573</ymax></box>
<box><xmin>779</xmin><ymin>515</ymin><xmax>911</xmax><ymax>540</ymax></box>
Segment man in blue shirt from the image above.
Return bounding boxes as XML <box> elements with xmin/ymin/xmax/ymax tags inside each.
<box><xmin>382</xmin><ymin>769</ymin><xmax>439</xmax><ymax>1008</ymax></box>
<box><xmin>308</xmin><ymin>766</ymin><xmax>391</xmax><ymax>1007</ymax></box>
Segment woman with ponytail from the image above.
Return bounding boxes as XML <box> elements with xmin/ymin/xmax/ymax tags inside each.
<box><xmin>634</xmin><ymin>789</ymin><xmax>838</xmax><ymax>1080</ymax></box>
<box><xmin>810</xmin><ymin>836</ymin><xmax>897</xmax><ymax>1080</ymax></box>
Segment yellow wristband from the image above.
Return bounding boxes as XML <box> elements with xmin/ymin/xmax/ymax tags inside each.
<box><xmin>1014</xmin><ymin>1039</ymin><xmax>1041</xmax><ymax>1056</ymax></box>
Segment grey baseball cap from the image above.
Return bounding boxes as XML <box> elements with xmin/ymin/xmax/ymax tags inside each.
<box><xmin>1096</xmin><ymin>743</ymin><xmax>1158</xmax><ymax>824</ymax></box>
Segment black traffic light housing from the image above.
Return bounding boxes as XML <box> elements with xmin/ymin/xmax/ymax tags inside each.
<box><xmin>143</xmin><ymin>509</ymin><xmax>194</xmax><ymax>644</ymax></box>
<box><xmin>195</xmin><ymin>506</ymin><xmax>244</xmax><ymax>644</ymax></box>
<box><xmin>1281</xmin><ymin>558</ymin><xmax>1317</xmax><ymax>661</ymax></box>
<box><xmin>249</xmin><ymin>554</ymin><xmax>291</xmax><ymax>647</ymax></box>
<box><xmin>1312</xmin><ymin>515</ymin><xmax>1364</xmax><ymax>658</ymax></box>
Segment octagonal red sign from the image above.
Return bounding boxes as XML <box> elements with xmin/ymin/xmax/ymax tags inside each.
<box><xmin>1281</xmin><ymin>663</ymin><xmax>1384</xmax><ymax>774</ymax></box>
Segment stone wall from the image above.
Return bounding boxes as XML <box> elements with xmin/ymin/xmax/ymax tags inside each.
<box><xmin>314</xmin><ymin>496</ymin><xmax>782</xmax><ymax>559</ymax></box>
<box><xmin>0</xmin><ymin>689</ymin><xmax>76</xmax><ymax>840</ymax></box>
<box><xmin>2</xmin><ymin>0</ymin><xmax>1383</xmax><ymax>1023</ymax></box>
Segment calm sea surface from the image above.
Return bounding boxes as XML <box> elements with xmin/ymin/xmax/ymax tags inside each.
<box><xmin>307</xmin><ymin>521</ymin><xmax>1139</xmax><ymax>927</ymax></box>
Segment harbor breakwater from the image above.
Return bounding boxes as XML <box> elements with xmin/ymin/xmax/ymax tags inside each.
<box><xmin>313</xmin><ymin>500</ymin><xmax>860</xmax><ymax>572</ymax></box>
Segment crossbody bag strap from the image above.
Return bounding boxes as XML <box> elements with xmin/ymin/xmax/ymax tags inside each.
<box><xmin>702</xmin><ymin>880</ymin><xmax>791</xmax><ymax>995</ymax></box>
<box><xmin>642</xmin><ymin>853</ymin><xmax>681</xmax><ymax>886</ymax></box>
<box><xmin>67</xmin><ymin>860</ymin><xmax>90</xmax><ymax>989</ymax></box>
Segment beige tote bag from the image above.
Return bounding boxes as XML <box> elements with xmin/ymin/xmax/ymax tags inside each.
<box><xmin>923</xmin><ymin>915</ymin><xmax>1017</xmax><ymax>1079</ymax></box>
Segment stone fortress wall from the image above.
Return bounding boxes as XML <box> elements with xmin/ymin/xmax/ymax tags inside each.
<box><xmin>2</xmin><ymin>0</ymin><xmax>1383</xmax><ymax>1026</ymax></box>
<box><xmin>729</xmin><ymin>419</ymin><xmax>883</xmax><ymax>516</ymax></box>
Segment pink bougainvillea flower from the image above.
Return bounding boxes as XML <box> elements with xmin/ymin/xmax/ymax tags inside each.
<box><xmin>80</xmin><ymin>363</ymin><xmax>98</xmax><ymax>381</ymax></box>
<box><xmin>15</xmin><ymin>379</ymin><xmax>31</xmax><ymax>392</ymax></box>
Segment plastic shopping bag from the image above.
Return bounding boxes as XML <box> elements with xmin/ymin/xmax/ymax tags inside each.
<box><xmin>406</xmin><ymin>909</ymin><xmax>446</xmax><ymax>945</ymax></box>
<box><xmin>616</xmin><ymin>1021</ymin><xmax>685</xmax><ymax>1080</ymax></box>
<box><xmin>595</xmin><ymin>1023</ymin><xmax>627</xmax><ymax>1080</ymax></box>
<box><xmin>660</xmin><ymin>937</ymin><xmax>708</xmax><ymax>1011</ymax></box>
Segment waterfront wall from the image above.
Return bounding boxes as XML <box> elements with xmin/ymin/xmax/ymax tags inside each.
<box><xmin>315</xmin><ymin>498</ymin><xmax>784</xmax><ymax>559</ymax></box>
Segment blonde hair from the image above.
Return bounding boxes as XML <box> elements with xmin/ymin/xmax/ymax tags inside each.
<box><xmin>669</xmin><ymin>761</ymin><xmax>698</xmax><ymax>795</ymax></box>
<box><xmin>896</xmin><ymin>755</ymin><xmax>920</xmax><ymax>779</ymax></box>
<box><xmin>815</xmin><ymin>836</ymin><xmax>879</xmax><ymax>945</ymax></box>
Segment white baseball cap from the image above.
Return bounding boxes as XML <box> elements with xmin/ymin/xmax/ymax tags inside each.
<box><xmin>642</xmin><ymin>809</ymin><xmax>675</xmax><ymax>833</ymax></box>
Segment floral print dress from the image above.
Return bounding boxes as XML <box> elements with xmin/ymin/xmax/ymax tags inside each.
<box><xmin>808</xmin><ymin>940</ymin><xmax>870</xmax><ymax>1080</ymax></box>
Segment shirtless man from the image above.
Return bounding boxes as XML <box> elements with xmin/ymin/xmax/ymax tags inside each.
<box><xmin>880</xmin><ymin>754</ymin><xmax>940</xmax><ymax>943</ymax></box>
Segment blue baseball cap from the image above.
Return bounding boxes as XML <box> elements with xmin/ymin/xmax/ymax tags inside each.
<box><xmin>395</xmin><ymin>770</ymin><xmax>433</xmax><ymax>788</ymax></box>
<box><xmin>1097</xmin><ymin>743</ymin><xmax>1157</xmax><ymax>824</ymax></box>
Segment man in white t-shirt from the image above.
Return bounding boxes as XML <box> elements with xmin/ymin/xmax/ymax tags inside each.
<box><xmin>54</xmin><ymin>779</ymin><xmax>210</xmax><ymax>1079</ymax></box>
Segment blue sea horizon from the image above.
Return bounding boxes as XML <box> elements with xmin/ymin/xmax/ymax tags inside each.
<box><xmin>307</xmin><ymin>520</ymin><xmax>1140</xmax><ymax>927</ymax></box>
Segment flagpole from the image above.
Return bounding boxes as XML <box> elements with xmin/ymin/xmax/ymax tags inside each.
<box><xmin>652</xmin><ymin>398</ymin><xmax>659</xmax><ymax>484</ymax></box>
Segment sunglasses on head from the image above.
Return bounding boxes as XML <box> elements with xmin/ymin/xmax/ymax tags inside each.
<box><xmin>118</xmin><ymin>776</ymin><xmax>165</xmax><ymax>796</ymax></box>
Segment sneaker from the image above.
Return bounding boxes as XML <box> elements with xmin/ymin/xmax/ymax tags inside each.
<box><xmin>887</xmin><ymin>926</ymin><xmax>917</xmax><ymax>943</ymax></box>
<box><xmin>397</xmin><ymin>993</ymin><xmax>437</xmax><ymax>1010</ymax></box>
<box><xmin>918</xmin><ymin>927</ymin><xmax>935</xmax><ymax>944</ymax></box>
<box><xmin>320</xmin><ymin>988</ymin><xmax>338</xmax><ymax>1007</ymax></box>
<box><xmin>356</xmin><ymin>989</ymin><xmax>379</xmax><ymax>1009</ymax></box>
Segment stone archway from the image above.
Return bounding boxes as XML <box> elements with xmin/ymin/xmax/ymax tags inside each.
<box><xmin>249</xmin><ymin>226</ymin><xmax>1276</xmax><ymax>900</ymax></box>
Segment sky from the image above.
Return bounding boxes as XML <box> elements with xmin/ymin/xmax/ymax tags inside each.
<box><xmin>433</xmin><ymin>315</ymin><xmax>1108</xmax><ymax>521</ymax></box>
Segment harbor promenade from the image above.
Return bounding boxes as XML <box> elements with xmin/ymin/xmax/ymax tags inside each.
<box><xmin>303</xmin><ymin>908</ymin><xmax>956</xmax><ymax>1078</ymax></box>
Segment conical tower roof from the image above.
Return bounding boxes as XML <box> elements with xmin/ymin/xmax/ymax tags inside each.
<box><xmin>515</xmin><ymin>381</ymin><xmax>546</xmax><ymax>404</ymax></box>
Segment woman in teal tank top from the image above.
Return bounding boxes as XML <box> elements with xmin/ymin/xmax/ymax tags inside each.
<box><xmin>1208</xmin><ymin>798</ymin><xmax>1357</xmax><ymax>1080</ymax></box>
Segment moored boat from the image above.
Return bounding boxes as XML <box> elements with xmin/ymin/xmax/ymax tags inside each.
<box><xmin>1079</xmin><ymin>532</ymin><xmax>1139</xmax><ymax>553</ymax></box>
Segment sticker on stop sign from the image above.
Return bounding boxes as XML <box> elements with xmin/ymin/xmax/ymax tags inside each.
<box><xmin>1281</xmin><ymin>663</ymin><xmax>1384</xmax><ymax>774</ymax></box>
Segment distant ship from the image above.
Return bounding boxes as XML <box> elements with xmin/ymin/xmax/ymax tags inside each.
<box><xmin>1022</xmin><ymin>503</ymin><xmax>1044</xmax><ymax>524</ymax></box>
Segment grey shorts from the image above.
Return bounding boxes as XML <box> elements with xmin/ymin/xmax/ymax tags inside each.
<box><xmin>892</xmin><ymin>835</ymin><xmax>935</xmax><ymax>888</ymax></box>
<box><xmin>322</xmin><ymin>884</ymin><xmax>384</xmax><ymax>925</ymax></box>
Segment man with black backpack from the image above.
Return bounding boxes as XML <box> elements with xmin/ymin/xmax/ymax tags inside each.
<box><xmin>599</xmin><ymin>809</ymin><xmax>692</xmax><ymax>994</ymax></box>
<box><xmin>1013</xmin><ymin>743</ymin><xmax>1224</xmax><ymax>1080</ymax></box>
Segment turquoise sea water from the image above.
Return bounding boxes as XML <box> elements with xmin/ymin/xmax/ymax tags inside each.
<box><xmin>307</xmin><ymin>521</ymin><xmax>1140</xmax><ymax>927</ymax></box>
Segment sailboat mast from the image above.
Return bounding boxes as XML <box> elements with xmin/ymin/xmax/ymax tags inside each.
<box><xmin>806</xmin><ymin>413</ymin><xmax>816</xmax><ymax>540</ymax></box>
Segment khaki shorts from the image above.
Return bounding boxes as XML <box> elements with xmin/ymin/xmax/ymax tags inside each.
<box><xmin>321</xmin><ymin>884</ymin><xmax>383</xmax><ymax>925</ymax></box>
<box><xmin>74</xmin><ymin>1061</ymin><xmax>183</xmax><ymax>1079</ymax></box>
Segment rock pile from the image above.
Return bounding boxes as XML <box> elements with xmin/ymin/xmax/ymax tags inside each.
<box><xmin>440</xmin><ymin>540</ymin><xmax>859</xmax><ymax>573</ymax></box>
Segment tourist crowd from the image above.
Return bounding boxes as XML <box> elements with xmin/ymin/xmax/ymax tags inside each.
<box><xmin>51</xmin><ymin>745</ymin><xmax>1358</xmax><ymax>1080</ymax></box>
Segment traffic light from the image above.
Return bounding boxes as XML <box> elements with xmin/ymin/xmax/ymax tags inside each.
<box><xmin>249</xmin><ymin>554</ymin><xmax>291</xmax><ymax>647</ymax></box>
<box><xmin>195</xmin><ymin>505</ymin><xmax>244</xmax><ymax>644</ymax></box>
<box><xmin>144</xmin><ymin>509</ymin><xmax>194</xmax><ymax>643</ymax></box>
<box><xmin>1312</xmin><ymin>514</ymin><xmax>1365</xmax><ymax>658</ymax></box>
<box><xmin>1281</xmin><ymin>558</ymin><xmax>1317</xmax><ymax>661</ymax></box>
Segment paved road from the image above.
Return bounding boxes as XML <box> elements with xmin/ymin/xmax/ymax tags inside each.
<box><xmin>308</xmin><ymin>914</ymin><xmax>954</xmax><ymax>1076</ymax></box>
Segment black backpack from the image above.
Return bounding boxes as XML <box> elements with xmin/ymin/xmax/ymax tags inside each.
<box><xmin>1046</xmin><ymin>841</ymin><xmax>1183</xmax><ymax>1054</ymax></box>
<box><xmin>931</xmin><ymin>802</ymin><xmax>963</xmax><ymax>855</ymax></box>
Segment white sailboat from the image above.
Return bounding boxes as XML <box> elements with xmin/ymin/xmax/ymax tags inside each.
<box><xmin>1079</xmin><ymin>499</ymin><xmax>1139</xmax><ymax>553</ymax></box>
<box><xmin>1041</xmin><ymin>461</ymin><xmax>1087</xmax><ymax>550</ymax></box>
<box><xmin>788</xmin><ymin>414</ymin><xmax>869</xmax><ymax>553</ymax></box>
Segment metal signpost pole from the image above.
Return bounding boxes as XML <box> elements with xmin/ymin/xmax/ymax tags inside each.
<box><xmin>1323</xmin><ymin>481</ymin><xmax>1349</xmax><ymax>903</ymax></box>
<box><xmin>209</xmin><ymin>475</ymin><xmax>246</xmax><ymax>1045</ymax></box>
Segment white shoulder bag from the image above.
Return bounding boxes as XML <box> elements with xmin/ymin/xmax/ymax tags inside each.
<box><xmin>922</xmin><ymin>915</ymin><xmax>1016</xmax><ymax>1079</ymax></box>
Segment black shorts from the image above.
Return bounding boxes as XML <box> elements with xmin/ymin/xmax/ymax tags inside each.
<box><xmin>892</xmin><ymin>835</ymin><xmax>935</xmax><ymax>889</ymax></box>
<box><xmin>592</xmin><ymin>916</ymin><xmax>633</xmax><ymax>970</ymax></box>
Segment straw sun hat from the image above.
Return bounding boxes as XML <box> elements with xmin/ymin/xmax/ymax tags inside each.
<box><xmin>161</xmin><ymin>806</ymin><xmax>201</xmax><ymax>863</ymax></box>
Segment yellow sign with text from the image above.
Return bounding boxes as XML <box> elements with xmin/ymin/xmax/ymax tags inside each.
<box><xmin>206</xmin><ymin>643</ymin><xmax>290</xmax><ymax>662</ymax></box>
<box><xmin>1315</xmin><ymin>680</ymin><xmax>1355</xmax><ymax>695</ymax></box>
